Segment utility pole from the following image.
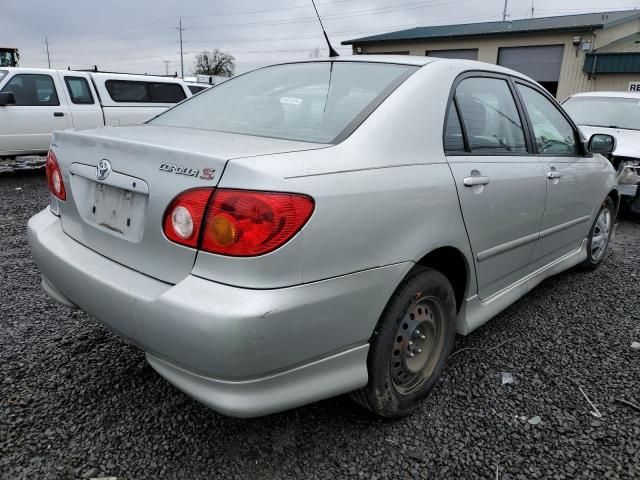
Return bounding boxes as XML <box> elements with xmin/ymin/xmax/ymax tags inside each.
<box><xmin>177</xmin><ymin>17</ymin><xmax>185</xmax><ymax>78</ymax></box>
<box><xmin>502</xmin><ymin>0</ymin><xmax>509</xmax><ymax>21</ymax></box>
<box><xmin>163</xmin><ymin>60</ymin><xmax>171</xmax><ymax>76</ymax></box>
<box><xmin>45</xmin><ymin>35</ymin><xmax>51</xmax><ymax>68</ymax></box>
<box><xmin>531</xmin><ymin>0</ymin><xmax>535</xmax><ymax>18</ymax></box>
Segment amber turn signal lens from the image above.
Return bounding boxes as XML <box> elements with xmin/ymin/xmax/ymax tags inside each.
<box><xmin>210</xmin><ymin>214</ymin><xmax>239</xmax><ymax>247</ymax></box>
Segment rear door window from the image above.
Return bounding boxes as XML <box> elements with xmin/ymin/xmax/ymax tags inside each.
<box><xmin>444</xmin><ymin>102</ymin><xmax>466</xmax><ymax>152</ymax></box>
<box><xmin>455</xmin><ymin>77</ymin><xmax>527</xmax><ymax>153</ymax></box>
<box><xmin>1</xmin><ymin>74</ymin><xmax>60</xmax><ymax>106</ymax></box>
<box><xmin>64</xmin><ymin>76</ymin><xmax>95</xmax><ymax>104</ymax></box>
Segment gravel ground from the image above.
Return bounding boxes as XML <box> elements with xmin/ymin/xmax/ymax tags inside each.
<box><xmin>1</xmin><ymin>172</ymin><xmax>639</xmax><ymax>480</ymax></box>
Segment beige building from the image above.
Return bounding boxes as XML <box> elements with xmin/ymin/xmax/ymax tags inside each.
<box><xmin>343</xmin><ymin>10</ymin><xmax>640</xmax><ymax>100</ymax></box>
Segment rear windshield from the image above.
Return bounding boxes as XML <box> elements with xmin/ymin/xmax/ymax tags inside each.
<box><xmin>563</xmin><ymin>96</ymin><xmax>640</xmax><ymax>131</ymax></box>
<box><xmin>150</xmin><ymin>62</ymin><xmax>417</xmax><ymax>144</ymax></box>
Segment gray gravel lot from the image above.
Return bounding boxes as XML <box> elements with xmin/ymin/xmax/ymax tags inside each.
<box><xmin>1</xmin><ymin>172</ymin><xmax>639</xmax><ymax>480</ymax></box>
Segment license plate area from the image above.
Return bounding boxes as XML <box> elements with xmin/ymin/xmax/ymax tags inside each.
<box><xmin>92</xmin><ymin>182</ymin><xmax>145</xmax><ymax>240</ymax></box>
<box><xmin>69</xmin><ymin>171</ymin><xmax>148</xmax><ymax>243</ymax></box>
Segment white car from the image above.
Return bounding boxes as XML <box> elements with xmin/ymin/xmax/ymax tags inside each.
<box><xmin>563</xmin><ymin>91</ymin><xmax>640</xmax><ymax>214</ymax></box>
<box><xmin>0</xmin><ymin>68</ymin><xmax>192</xmax><ymax>157</ymax></box>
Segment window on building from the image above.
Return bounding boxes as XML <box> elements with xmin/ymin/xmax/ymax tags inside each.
<box><xmin>517</xmin><ymin>84</ymin><xmax>579</xmax><ymax>155</ymax></box>
<box><xmin>1</xmin><ymin>74</ymin><xmax>59</xmax><ymax>106</ymax></box>
<box><xmin>455</xmin><ymin>77</ymin><xmax>527</xmax><ymax>153</ymax></box>
<box><xmin>64</xmin><ymin>76</ymin><xmax>94</xmax><ymax>104</ymax></box>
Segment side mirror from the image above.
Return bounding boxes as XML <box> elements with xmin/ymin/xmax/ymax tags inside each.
<box><xmin>588</xmin><ymin>134</ymin><xmax>615</xmax><ymax>155</ymax></box>
<box><xmin>0</xmin><ymin>91</ymin><xmax>16</xmax><ymax>106</ymax></box>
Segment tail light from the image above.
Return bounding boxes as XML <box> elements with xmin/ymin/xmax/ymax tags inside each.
<box><xmin>162</xmin><ymin>188</ymin><xmax>213</xmax><ymax>248</ymax></box>
<box><xmin>45</xmin><ymin>150</ymin><xmax>66</xmax><ymax>200</ymax></box>
<box><xmin>163</xmin><ymin>189</ymin><xmax>314</xmax><ymax>256</ymax></box>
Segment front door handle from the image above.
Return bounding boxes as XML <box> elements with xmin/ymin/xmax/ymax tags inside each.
<box><xmin>53</xmin><ymin>112</ymin><xmax>65</xmax><ymax>117</ymax></box>
<box><xmin>463</xmin><ymin>176</ymin><xmax>490</xmax><ymax>187</ymax></box>
<box><xmin>547</xmin><ymin>171</ymin><xmax>562</xmax><ymax>179</ymax></box>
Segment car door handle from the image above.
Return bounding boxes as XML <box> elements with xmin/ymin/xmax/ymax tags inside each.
<box><xmin>547</xmin><ymin>171</ymin><xmax>562</xmax><ymax>179</ymax></box>
<box><xmin>463</xmin><ymin>176</ymin><xmax>490</xmax><ymax>187</ymax></box>
<box><xmin>53</xmin><ymin>112</ymin><xmax>65</xmax><ymax>117</ymax></box>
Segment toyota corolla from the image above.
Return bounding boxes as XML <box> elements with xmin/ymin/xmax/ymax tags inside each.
<box><xmin>28</xmin><ymin>57</ymin><xmax>619</xmax><ymax>418</ymax></box>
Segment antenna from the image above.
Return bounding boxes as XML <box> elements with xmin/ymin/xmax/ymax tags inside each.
<box><xmin>310</xmin><ymin>0</ymin><xmax>339</xmax><ymax>57</ymax></box>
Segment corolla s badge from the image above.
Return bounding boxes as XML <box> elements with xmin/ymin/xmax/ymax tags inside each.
<box><xmin>96</xmin><ymin>159</ymin><xmax>112</xmax><ymax>181</ymax></box>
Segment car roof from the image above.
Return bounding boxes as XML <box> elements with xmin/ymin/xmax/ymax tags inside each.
<box><xmin>569</xmin><ymin>91</ymin><xmax>640</xmax><ymax>99</ymax></box>
<box><xmin>263</xmin><ymin>55</ymin><xmax>534</xmax><ymax>80</ymax></box>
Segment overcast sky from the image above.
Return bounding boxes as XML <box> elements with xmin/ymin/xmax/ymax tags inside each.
<box><xmin>1</xmin><ymin>0</ymin><xmax>638</xmax><ymax>76</ymax></box>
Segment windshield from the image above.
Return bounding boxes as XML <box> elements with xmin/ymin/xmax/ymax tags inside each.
<box><xmin>563</xmin><ymin>96</ymin><xmax>640</xmax><ymax>131</ymax></box>
<box><xmin>0</xmin><ymin>70</ymin><xmax>7</xmax><ymax>82</ymax></box>
<box><xmin>151</xmin><ymin>61</ymin><xmax>417</xmax><ymax>143</ymax></box>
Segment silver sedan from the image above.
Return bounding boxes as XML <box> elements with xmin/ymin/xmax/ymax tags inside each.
<box><xmin>28</xmin><ymin>56</ymin><xmax>619</xmax><ymax>418</ymax></box>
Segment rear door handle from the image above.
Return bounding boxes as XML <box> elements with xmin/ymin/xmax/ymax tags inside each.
<box><xmin>463</xmin><ymin>176</ymin><xmax>490</xmax><ymax>187</ymax></box>
<box><xmin>547</xmin><ymin>171</ymin><xmax>562</xmax><ymax>179</ymax></box>
<box><xmin>53</xmin><ymin>112</ymin><xmax>65</xmax><ymax>117</ymax></box>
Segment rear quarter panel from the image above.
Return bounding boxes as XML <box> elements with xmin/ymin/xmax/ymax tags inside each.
<box><xmin>197</xmin><ymin>62</ymin><xmax>477</xmax><ymax>294</ymax></box>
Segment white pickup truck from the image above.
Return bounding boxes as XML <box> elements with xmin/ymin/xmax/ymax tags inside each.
<box><xmin>0</xmin><ymin>68</ymin><xmax>192</xmax><ymax>157</ymax></box>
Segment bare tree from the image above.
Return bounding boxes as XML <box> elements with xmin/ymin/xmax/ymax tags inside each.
<box><xmin>309</xmin><ymin>46</ymin><xmax>321</xmax><ymax>58</ymax></box>
<box><xmin>193</xmin><ymin>50</ymin><xmax>235</xmax><ymax>77</ymax></box>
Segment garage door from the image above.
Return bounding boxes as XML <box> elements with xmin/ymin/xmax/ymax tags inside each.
<box><xmin>426</xmin><ymin>49</ymin><xmax>478</xmax><ymax>60</ymax></box>
<box><xmin>498</xmin><ymin>45</ymin><xmax>564</xmax><ymax>95</ymax></box>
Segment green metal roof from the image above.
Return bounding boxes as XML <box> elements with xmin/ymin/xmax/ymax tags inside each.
<box><xmin>342</xmin><ymin>10</ymin><xmax>640</xmax><ymax>45</ymax></box>
<box><xmin>584</xmin><ymin>52</ymin><xmax>640</xmax><ymax>74</ymax></box>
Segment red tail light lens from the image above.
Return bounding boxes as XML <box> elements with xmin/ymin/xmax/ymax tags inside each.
<box><xmin>202</xmin><ymin>190</ymin><xmax>314</xmax><ymax>256</ymax></box>
<box><xmin>162</xmin><ymin>188</ymin><xmax>213</xmax><ymax>248</ymax></box>
<box><xmin>45</xmin><ymin>150</ymin><xmax>66</xmax><ymax>200</ymax></box>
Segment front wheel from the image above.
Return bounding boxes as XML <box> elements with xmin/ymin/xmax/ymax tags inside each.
<box><xmin>350</xmin><ymin>267</ymin><xmax>456</xmax><ymax>417</ymax></box>
<box><xmin>580</xmin><ymin>197</ymin><xmax>615</xmax><ymax>270</ymax></box>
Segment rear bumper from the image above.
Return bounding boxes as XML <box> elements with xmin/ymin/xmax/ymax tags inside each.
<box><xmin>28</xmin><ymin>208</ymin><xmax>410</xmax><ymax>416</ymax></box>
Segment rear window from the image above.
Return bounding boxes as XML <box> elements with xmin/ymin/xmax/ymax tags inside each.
<box><xmin>105</xmin><ymin>80</ymin><xmax>186</xmax><ymax>103</ymax></box>
<box><xmin>150</xmin><ymin>62</ymin><xmax>417</xmax><ymax>143</ymax></box>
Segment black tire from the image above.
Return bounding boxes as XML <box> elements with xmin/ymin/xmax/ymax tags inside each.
<box><xmin>579</xmin><ymin>196</ymin><xmax>615</xmax><ymax>271</ymax></box>
<box><xmin>350</xmin><ymin>267</ymin><xmax>456</xmax><ymax>418</ymax></box>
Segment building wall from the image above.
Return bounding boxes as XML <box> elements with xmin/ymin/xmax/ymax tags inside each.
<box><xmin>592</xmin><ymin>73</ymin><xmax>640</xmax><ymax>92</ymax></box>
<box><xmin>353</xmin><ymin>22</ymin><xmax>639</xmax><ymax>100</ymax></box>
<box><xmin>594</xmin><ymin>17</ymin><xmax>640</xmax><ymax>48</ymax></box>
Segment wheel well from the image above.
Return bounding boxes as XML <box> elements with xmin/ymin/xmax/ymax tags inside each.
<box><xmin>415</xmin><ymin>247</ymin><xmax>468</xmax><ymax>312</ymax></box>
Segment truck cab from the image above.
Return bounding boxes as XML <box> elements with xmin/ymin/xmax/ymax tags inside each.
<box><xmin>0</xmin><ymin>68</ymin><xmax>191</xmax><ymax>157</ymax></box>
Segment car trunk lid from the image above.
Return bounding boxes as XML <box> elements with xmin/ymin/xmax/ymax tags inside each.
<box><xmin>53</xmin><ymin>125</ymin><xmax>323</xmax><ymax>284</ymax></box>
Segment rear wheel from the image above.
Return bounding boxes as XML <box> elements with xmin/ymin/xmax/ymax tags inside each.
<box><xmin>350</xmin><ymin>267</ymin><xmax>456</xmax><ymax>417</ymax></box>
<box><xmin>580</xmin><ymin>197</ymin><xmax>615</xmax><ymax>270</ymax></box>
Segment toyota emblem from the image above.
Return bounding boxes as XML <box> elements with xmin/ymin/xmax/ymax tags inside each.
<box><xmin>96</xmin><ymin>159</ymin><xmax>112</xmax><ymax>181</ymax></box>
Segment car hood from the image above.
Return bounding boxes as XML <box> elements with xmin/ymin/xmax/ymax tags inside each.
<box><xmin>579</xmin><ymin>125</ymin><xmax>640</xmax><ymax>159</ymax></box>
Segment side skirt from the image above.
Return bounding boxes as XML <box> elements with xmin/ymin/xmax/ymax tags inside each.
<box><xmin>456</xmin><ymin>239</ymin><xmax>588</xmax><ymax>335</ymax></box>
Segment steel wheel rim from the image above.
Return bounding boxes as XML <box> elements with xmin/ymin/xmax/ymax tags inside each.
<box><xmin>390</xmin><ymin>296</ymin><xmax>446</xmax><ymax>395</ymax></box>
<box><xmin>591</xmin><ymin>207</ymin><xmax>611</xmax><ymax>262</ymax></box>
